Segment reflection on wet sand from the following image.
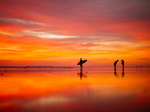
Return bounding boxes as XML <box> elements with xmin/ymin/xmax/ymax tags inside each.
<box><xmin>114</xmin><ymin>71</ymin><xmax>124</xmax><ymax>78</ymax></box>
<box><xmin>77</xmin><ymin>68</ymin><xmax>87</xmax><ymax>80</ymax></box>
<box><xmin>0</xmin><ymin>68</ymin><xmax>150</xmax><ymax>112</ymax></box>
<box><xmin>122</xmin><ymin>71</ymin><xmax>124</xmax><ymax>77</ymax></box>
<box><xmin>114</xmin><ymin>71</ymin><xmax>118</xmax><ymax>77</ymax></box>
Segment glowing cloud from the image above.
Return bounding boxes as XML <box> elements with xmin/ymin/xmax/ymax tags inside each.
<box><xmin>23</xmin><ymin>31</ymin><xmax>77</xmax><ymax>39</ymax></box>
<box><xmin>0</xmin><ymin>17</ymin><xmax>45</xmax><ymax>26</ymax></box>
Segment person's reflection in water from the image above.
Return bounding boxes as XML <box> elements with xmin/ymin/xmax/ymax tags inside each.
<box><xmin>77</xmin><ymin>68</ymin><xmax>87</xmax><ymax>80</ymax></box>
<box><xmin>79</xmin><ymin>69</ymin><xmax>83</xmax><ymax>80</ymax></box>
<box><xmin>136</xmin><ymin>66</ymin><xmax>137</xmax><ymax>71</ymax></box>
<box><xmin>114</xmin><ymin>71</ymin><xmax>125</xmax><ymax>78</ymax></box>
<box><xmin>114</xmin><ymin>71</ymin><xmax>118</xmax><ymax>77</ymax></box>
<box><xmin>122</xmin><ymin>71</ymin><xmax>124</xmax><ymax>77</ymax></box>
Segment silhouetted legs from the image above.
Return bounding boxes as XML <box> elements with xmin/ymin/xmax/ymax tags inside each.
<box><xmin>80</xmin><ymin>64</ymin><xmax>83</xmax><ymax>71</ymax></box>
<box><xmin>122</xmin><ymin>65</ymin><xmax>124</xmax><ymax>72</ymax></box>
<box><xmin>114</xmin><ymin>65</ymin><xmax>116</xmax><ymax>72</ymax></box>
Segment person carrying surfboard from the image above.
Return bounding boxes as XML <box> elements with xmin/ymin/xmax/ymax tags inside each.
<box><xmin>77</xmin><ymin>58</ymin><xmax>87</xmax><ymax>70</ymax></box>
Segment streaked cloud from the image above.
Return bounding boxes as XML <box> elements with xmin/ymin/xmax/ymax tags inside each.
<box><xmin>0</xmin><ymin>17</ymin><xmax>45</xmax><ymax>26</ymax></box>
<box><xmin>23</xmin><ymin>31</ymin><xmax>77</xmax><ymax>39</ymax></box>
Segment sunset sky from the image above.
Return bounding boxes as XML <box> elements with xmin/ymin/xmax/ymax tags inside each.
<box><xmin>0</xmin><ymin>0</ymin><xmax>150</xmax><ymax>67</ymax></box>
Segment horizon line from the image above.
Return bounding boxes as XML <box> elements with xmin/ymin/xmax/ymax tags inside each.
<box><xmin>0</xmin><ymin>65</ymin><xmax>150</xmax><ymax>68</ymax></box>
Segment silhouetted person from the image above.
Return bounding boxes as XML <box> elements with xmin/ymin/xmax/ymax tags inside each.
<box><xmin>77</xmin><ymin>58</ymin><xmax>83</xmax><ymax>80</ymax></box>
<box><xmin>79</xmin><ymin>58</ymin><xmax>83</xmax><ymax>70</ymax></box>
<box><xmin>77</xmin><ymin>58</ymin><xmax>87</xmax><ymax>80</ymax></box>
<box><xmin>77</xmin><ymin>58</ymin><xmax>87</xmax><ymax>71</ymax></box>
<box><xmin>114</xmin><ymin>60</ymin><xmax>119</xmax><ymax>71</ymax></box>
<box><xmin>121</xmin><ymin>60</ymin><xmax>124</xmax><ymax>71</ymax></box>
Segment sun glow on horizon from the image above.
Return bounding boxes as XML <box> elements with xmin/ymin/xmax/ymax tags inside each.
<box><xmin>0</xmin><ymin>0</ymin><xmax>150</xmax><ymax>66</ymax></box>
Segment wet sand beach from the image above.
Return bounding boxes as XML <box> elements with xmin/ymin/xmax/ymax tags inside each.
<box><xmin>0</xmin><ymin>67</ymin><xmax>150</xmax><ymax>112</ymax></box>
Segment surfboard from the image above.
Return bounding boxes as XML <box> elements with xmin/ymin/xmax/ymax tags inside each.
<box><xmin>77</xmin><ymin>60</ymin><xmax>87</xmax><ymax>65</ymax></box>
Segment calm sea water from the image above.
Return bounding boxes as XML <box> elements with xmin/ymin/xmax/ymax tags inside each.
<box><xmin>0</xmin><ymin>67</ymin><xmax>150</xmax><ymax>112</ymax></box>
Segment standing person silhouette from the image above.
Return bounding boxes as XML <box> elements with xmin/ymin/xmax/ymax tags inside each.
<box><xmin>78</xmin><ymin>58</ymin><xmax>83</xmax><ymax>71</ymax></box>
<box><xmin>114</xmin><ymin>60</ymin><xmax>119</xmax><ymax>71</ymax></box>
<box><xmin>77</xmin><ymin>58</ymin><xmax>87</xmax><ymax>71</ymax></box>
<box><xmin>121</xmin><ymin>60</ymin><xmax>124</xmax><ymax>71</ymax></box>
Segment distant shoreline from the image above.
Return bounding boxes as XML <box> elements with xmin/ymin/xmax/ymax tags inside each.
<box><xmin>0</xmin><ymin>66</ymin><xmax>73</xmax><ymax>68</ymax></box>
<box><xmin>0</xmin><ymin>66</ymin><xmax>150</xmax><ymax>68</ymax></box>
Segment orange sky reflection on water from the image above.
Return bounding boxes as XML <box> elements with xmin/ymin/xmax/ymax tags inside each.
<box><xmin>0</xmin><ymin>68</ymin><xmax>150</xmax><ymax>112</ymax></box>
